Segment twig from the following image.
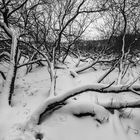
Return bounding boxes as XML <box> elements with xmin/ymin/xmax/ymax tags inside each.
<box><xmin>0</xmin><ymin>70</ymin><xmax>6</xmax><ymax>80</ymax></box>
<box><xmin>97</xmin><ymin>59</ymin><xmax>120</xmax><ymax>83</ymax></box>
<box><xmin>101</xmin><ymin>81</ymin><xmax>115</xmax><ymax>90</ymax></box>
<box><xmin>121</xmin><ymin>64</ymin><xmax>129</xmax><ymax>80</ymax></box>
<box><xmin>127</xmin><ymin>76</ymin><xmax>140</xmax><ymax>88</ymax></box>
<box><xmin>129</xmin><ymin>88</ymin><xmax>140</xmax><ymax>96</ymax></box>
<box><xmin>17</xmin><ymin>59</ymin><xmax>46</xmax><ymax>68</ymax></box>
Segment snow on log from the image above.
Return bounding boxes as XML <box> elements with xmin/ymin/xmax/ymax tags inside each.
<box><xmin>61</xmin><ymin>100</ymin><xmax>110</xmax><ymax>123</ymax></box>
<box><xmin>27</xmin><ymin>83</ymin><xmax>140</xmax><ymax>126</ymax></box>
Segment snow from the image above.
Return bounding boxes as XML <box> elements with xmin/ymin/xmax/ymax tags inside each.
<box><xmin>41</xmin><ymin>114</ymin><xmax>111</xmax><ymax>140</ymax></box>
<box><xmin>40</xmin><ymin>110</ymin><xmax>138</xmax><ymax>140</ymax></box>
<box><xmin>1</xmin><ymin>56</ymin><xmax>140</xmax><ymax>140</ymax></box>
<box><xmin>12</xmin><ymin>66</ymin><xmax>51</xmax><ymax>108</ymax></box>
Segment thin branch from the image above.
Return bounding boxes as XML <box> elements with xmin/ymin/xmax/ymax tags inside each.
<box><xmin>98</xmin><ymin>58</ymin><xmax>120</xmax><ymax>83</ymax></box>
<box><xmin>130</xmin><ymin>88</ymin><xmax>140</xmax><ymax>96</ymax></box>
<box><xmin>0</xmin><ymin>21</ymin><xmax>12</xmax><ymax>37</ymax></box>
<box><xmin>7</xmin><ymin>0</ymin><xmax>28</xmax><ymax>18</ymax></box>
<box><xmin>121</xmin><ymin>64</ymin><xmax>129</xmax><ymax>80</ymax></box>
<box><xmin>126</xmin><ymin>76</ymin><xmax>140</xmax><ymax>88</ymax></box>
<box><xmin>0</xmin><ymin>70</ymin><xmax>6</xmax><ymax>80</ymax></box>
<box><xmin>17</xmin><ymin>59</ymin><xmax>46</xmax><ymax>68</ymax></box>
<box><xmin>79</xmin><ymin>8</ymin><xmax>108</xmax><ymax>14</ymax></box>
<box><xmin>101</xmin><ymin>80</ymin><xmax>115</xmax><ymax>90</ymax></box>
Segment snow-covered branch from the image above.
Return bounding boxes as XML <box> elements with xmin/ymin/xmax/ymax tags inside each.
<box><xmin>0</xmin><ymin>70</ymin><xmax>6</xmax><ymax>80</ymax></box>
<box><xmin>27</xmin><ymin>83</ymin><xmax>140</xmax><ymax>126</ymax></box>
<box><xmin>70</xmin><ymin>57</ymin><xmax>100</xmax><ymax>77</ymax></box>
<box><xmin>98</xmin><ymin>58</ymin><xmax>120</xmax><ymax>83</ymax></box>
<box><xmin>0</xmin><ymin>22</ymin><xmax>19</xmax><ymax>107</ymax></box>
<box><xmin>17</xmin><ymin>59</ymin><xmax>46</xmax><ymax>68</ymax></box>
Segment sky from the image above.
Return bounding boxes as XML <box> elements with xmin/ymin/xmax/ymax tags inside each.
<box><xmin>82</xmin><ymin>17</ymin><xmax>105</xmax><ymax>40</ymax></box>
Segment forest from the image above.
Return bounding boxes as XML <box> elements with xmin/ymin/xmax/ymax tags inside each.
<box><xmin>0</xmin><ymin>0</ymin><xmax>140</xmax><ymax>140</ymax></box>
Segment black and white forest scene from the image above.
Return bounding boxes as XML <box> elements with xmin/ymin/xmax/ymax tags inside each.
<box><xmin>0</xmin><ymin>0</ymin><xmax>140</xmax><ymax>140</ymax></box>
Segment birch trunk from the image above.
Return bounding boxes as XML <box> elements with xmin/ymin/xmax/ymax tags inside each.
<box><xmin>0</xmin><ymin>23</ymin><xmax>19</xmax><ymax>108</ymax></box>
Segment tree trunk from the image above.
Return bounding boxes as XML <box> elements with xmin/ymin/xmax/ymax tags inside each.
<box><xmin>0</xmin><ymin>22</ymin><xmax>19</xmax><ymax>107</ymax></box>
<box><xmin>117</xmin><ymin>0</ymin><xmax>127</xmax><ymax>85</ymax></box>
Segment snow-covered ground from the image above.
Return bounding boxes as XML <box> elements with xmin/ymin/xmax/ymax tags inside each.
<box><xmin>1</xmin><ymin>56</ymin><xmax>140</xmax><ymax>140</ymax></box>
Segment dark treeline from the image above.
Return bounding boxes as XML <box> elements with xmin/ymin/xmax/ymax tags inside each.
<box><xmin>74</xmin><ymin>33</ymin><xmax>140</xmax><ymax>57</ymax></box>
<box><xmin>1</xmin><ymin>33</ymin><xmax>140</xmax><ymax>62</ymax></box>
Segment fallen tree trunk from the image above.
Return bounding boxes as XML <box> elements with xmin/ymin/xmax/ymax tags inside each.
<box><xmin>70</xmin><ymin>57</ymin><xmax>100</xmax><ymax>77</ymax></box>
<box><xmin>26</xmin><ymin>82</ymin><xmax>140</xmax><ymax>126</ymax></box>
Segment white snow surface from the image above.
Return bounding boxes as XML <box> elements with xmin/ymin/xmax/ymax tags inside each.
<box><xmin>1</xmin><ymin>57</ymin><xmax>140</xmax><ymax>140</ymax></box>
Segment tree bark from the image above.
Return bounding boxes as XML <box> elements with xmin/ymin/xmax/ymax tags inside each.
<box><xmin>0</xmin><ymin>22</ymin><xmax>19</xmax><ymax>107</ymax></box>
<box><xmin>117</xmin><ymin>0</ymin><xmax>127</xmax><ymax>85</ymax></box>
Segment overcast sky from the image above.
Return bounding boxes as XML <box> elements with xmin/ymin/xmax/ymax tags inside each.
<box><xmin>82</xmin><ymin>17</ymin><xmax>105</xmax><ymax>40</ymax></box>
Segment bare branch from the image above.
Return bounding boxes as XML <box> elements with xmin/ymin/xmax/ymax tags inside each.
<box><xmin>17</xmin><ymin>59</ymin><xmax>46</xmax><ymax>68</ymax></box>
<box><xmin>7</xmin><ymin>0</ymin><xmax>28</xmax><ymax>18</ymax></box>
<box><xmin>0</xmin><ymin>21</ymin><xmax>12</xmax><ymax>37</ymax></box>
<box><xmin>0</xmin><ymin>70</ymin><xmax>6</xmax><ymax>80</ymax></box>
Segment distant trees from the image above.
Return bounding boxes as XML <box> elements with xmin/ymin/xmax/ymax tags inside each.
<box><xmin>92</xmin><ymin>0</ymin><xmax>140</xmax><ymax>85</ymax></box>
<box><xmin>96</xmin><ymin>0</ymin><xmax>140</xmax><ymax>54</ymax></box>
